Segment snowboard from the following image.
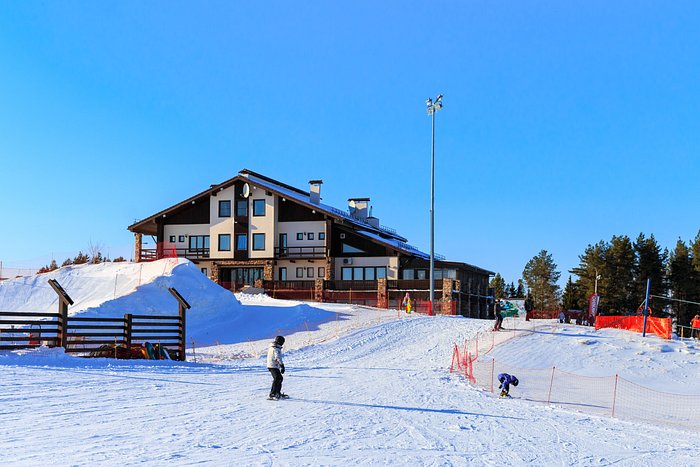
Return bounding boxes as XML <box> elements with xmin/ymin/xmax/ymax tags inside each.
<box><xmin>267</xmin><ymin>394</ymin><xmax>290</xmax><ymax>401</ymax></box>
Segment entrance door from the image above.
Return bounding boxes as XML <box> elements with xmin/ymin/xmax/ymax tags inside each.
<box><xmin>279</xmin><ymin>233</ymin><xmax>288</xmax><ymax>257</ymax></box>
<box><xmin>279</xmin><ymin>267</ymin><xmax>287</xmax><ymax>281</ymax></box>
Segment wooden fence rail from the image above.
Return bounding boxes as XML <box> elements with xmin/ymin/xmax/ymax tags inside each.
<box><xmin>0</xmin><ymin>282</ymin><xmax>190</xmax><ymax>361</ymax></box>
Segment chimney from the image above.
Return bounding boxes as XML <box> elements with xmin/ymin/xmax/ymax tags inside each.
<box><xmin>366</xmin><ymin>205</ymin><xmax>380</xmax><ymax>228</ymax></box>
<box><xmin>348</xmin><ymin>198</ymin><xmax>370</xmax><ymax>221</ymax></box>
<box><xmin>309</xmin><ymin>180</ymin><xmax>323</xmax><ymax>204</ymax></box>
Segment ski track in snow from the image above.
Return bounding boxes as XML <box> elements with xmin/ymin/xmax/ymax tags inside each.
<box><xmin>2</xmin><ymin>316</ymin><xmax>699</xmax><ymax>466</ymax></box>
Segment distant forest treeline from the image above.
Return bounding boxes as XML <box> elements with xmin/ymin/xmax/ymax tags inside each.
<box><xmin>490</xmin><ymin>232</ymin><xmax>700</xmax><ymax>326</ymax></box>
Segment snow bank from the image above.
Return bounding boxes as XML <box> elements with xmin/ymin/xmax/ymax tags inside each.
<box><xmin>0</xmin><ymin>259</ymin><xmax>340</xmax><ymax>346</ymax></box>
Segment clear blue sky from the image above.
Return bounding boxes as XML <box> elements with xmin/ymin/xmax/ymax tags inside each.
<box><xmin>1</xmin><ymin>2</ymin><xmax>698</xmax><ymax>286</ymax></box>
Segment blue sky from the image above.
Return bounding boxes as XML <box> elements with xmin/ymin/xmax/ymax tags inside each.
<box><xmin>1</xmin><ymin>2</ymin><xmax>698</xmax><ymax>286</ymax></box>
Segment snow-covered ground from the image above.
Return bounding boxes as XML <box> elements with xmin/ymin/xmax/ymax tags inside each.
<box><xmin>1</xmin><ymin>261</ymin><xmax>700</xmax><ymax>465</ymax></box>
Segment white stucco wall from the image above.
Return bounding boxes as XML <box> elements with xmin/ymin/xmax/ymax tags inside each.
<box><xmin>275</xmin><ymin>259</ymin><xmax>325</xmax><ymax>281</ymax></box>
<box><xmin>277</xmin><ymin>221</ymin><xmax>326</xmax><ymax>248</ymax></box>
<box><xmin>208</xmin><ymin>186</ymin><xmax>236</xmax><ymax>259</ymax></box>
<box><xmin>163</xmin><ymin>224</ymin><xmax>211</xmax><ymax>247</ymax></box>
<box><xmin>248</xmin><ymin>186</ymin><xmax>276</xmax><ymax>258</ymax></box>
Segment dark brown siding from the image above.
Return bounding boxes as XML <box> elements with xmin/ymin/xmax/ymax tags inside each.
<box><xmin>330</xmin><ymin>227</ymin><xmax>389</xmax><ymax>257</ymax></box>
<box><xmin>278</xmin><ymin>198</ymin><xmax>325</xmax><ymax>222</ymax></box>
<box><xmin>165</xmin><ymin>198</ymin><xmax>211</xmax><ymax>225</ymax></box>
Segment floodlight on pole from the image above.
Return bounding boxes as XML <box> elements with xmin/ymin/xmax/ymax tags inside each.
<box><xmin>426</xmin><ymin>94</ymin><xmax>443</xmax><ymax>314</ymax></box>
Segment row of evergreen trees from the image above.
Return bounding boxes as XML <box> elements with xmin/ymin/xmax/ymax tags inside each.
<box><xmin>491</xmin><ymin>231</ymin><xmax>700</xmax><ymax>326</ymax></box>
<box><xmin>37</xmin><ymin>251</ymin><xmax>127</xmax><ymax>273</ymax></box>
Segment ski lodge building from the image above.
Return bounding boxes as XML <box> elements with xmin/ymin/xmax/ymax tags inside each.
<box><xmin>128</xmin><ymin>169</ymin><xmax>493</xmax><ymax>317</ymax></box>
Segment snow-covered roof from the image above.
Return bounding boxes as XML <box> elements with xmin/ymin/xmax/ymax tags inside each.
<box><xmin>241</xmin><ymin>171</ymin><xmax>408</xmax><ymax>243</ymax></box>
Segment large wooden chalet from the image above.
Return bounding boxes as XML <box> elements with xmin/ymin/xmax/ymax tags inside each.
<box><xmin>128</xmin><ymin>169</ymin><xmax>494</xmax><ymax>317</ymax></box>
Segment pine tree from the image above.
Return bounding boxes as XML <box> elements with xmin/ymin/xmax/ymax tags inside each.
<box><xmin>632</xmin><ymin>233</ymin><xmax>667</xmax><ymax>309</ymax></box>
<box><xmin>562</xmin><ymin>276</ymin><xmax>580</xmax><ymax>310</ymax></box>
<box><xmin>112</xmin><ymin>256</ymin><xmax>127</xmax><ymax>263</ymax></box>
<box><xmin>49</xmin><ymin>259</ymin><xmax>59</xmax><ymax>271</ymax></box>
<box><xmin>73</xmin><ymin>252</ymin><xmax>90</xmax><ymax>264</ymax></box>
<box><xmin>523</xmin><ymin>250</ymin><xmax>561</xmax><ymax>310</ymax></box>
<box><xmin>571</xmin><ymin>240</ymin><xmax>607</xmax><ymax>310</ymax></box>
<box><xmin>668</xmin><ymin>239</ymin><xmax>694</xmax><ymax>328</ymax></box>
<box><xmin>489</xmin><ymin>273</ymin><xmax>507</xmax><ymax>299</ymax></box>
<box><xmin>516</xmin><ymin>279</ymin><xmax>526</xmax><ymax>298</ymax></box>
<box><xmin>506</xmin><ymin>282</ymin><xmax>517</xmax><ymax>298</ymax></box>
<box><xmin>61</xmin><ymin>258</ymin><xmax>73</xmax><ymax>267</ymax></box>
<box><xmin>606</xmin><ymin>235</ymin><xmax>636</xmax><ymax>313</ymax></box>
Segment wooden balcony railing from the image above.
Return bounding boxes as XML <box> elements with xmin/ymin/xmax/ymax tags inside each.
<box><xmin>139</xmin><ymin>248</ymin><xmax>210</xmax><ymax>262</ymax></box>
<box><xmin>275</xmin><ymin>246</ymin><xmax>326</xmax><ymax>259</ymax></box>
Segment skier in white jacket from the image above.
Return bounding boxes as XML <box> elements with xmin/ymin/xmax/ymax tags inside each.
<box><xmin>267</xmin><ymin>335</ymin><xmax>287</xmax><ymax>400</ymax></box>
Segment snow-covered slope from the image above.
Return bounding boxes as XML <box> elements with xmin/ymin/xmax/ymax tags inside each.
<box><xmin>1</xmin><ymin>315</ymin><xmax>698</xmax><ymax>465</ymax></box>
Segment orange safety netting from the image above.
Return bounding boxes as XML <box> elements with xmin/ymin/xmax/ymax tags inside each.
<box><xmin>595</xmin><ymin>315</ymin><xmax>672</xmax><ymax>339</ymax></box>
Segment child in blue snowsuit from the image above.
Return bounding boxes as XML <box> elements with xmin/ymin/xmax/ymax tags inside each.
<box><xmin>498</xmin><ymin>373</ymin><xmax>519</xmax><ymax>397</ymax></box>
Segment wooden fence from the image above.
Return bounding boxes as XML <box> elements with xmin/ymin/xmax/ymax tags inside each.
<box><xmin>0</xmin><ymin>281</ymin><xmax>190</xmax><ymax>361</ymax></box>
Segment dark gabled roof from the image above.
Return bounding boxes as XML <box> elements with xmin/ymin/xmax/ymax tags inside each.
<box><xmin>127</xmin><ymin>169</ymin><xmax>492</xmax><ymax>275</ymax></box>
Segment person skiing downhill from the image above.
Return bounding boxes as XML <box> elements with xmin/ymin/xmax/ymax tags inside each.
<box><xmin>493</xmin><ymin>299</ymin><xmax>503</xmax><ymax>331</ymax></box>
<box><xmin>267</xmin><ymin>335</ymin><xmax>287</xmax><ymax>400</ymax></box>
<box><xmin>497</xmin><ymin>373</ymin><xmax>519</xmax><ymax>398</ymax></box>
<box><xmin>524</xmin><ymin>294</ymin><xmax>534</xmax><ymax>321</ymax></box>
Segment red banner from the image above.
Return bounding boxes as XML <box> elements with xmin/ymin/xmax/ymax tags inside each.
<box><xmin>595</xmin><ymin>315</ymin><xmax>671</xmax><ymax>340</ymax></box>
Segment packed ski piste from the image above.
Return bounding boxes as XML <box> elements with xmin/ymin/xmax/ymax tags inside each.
<box><xmin>1</xmin><ymin>260</ymin><xmax>699</xmax><ymax>465</ymax></box>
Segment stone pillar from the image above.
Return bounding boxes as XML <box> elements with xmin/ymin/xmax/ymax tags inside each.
<box><xmin>377</xmin><ymin>278</ymin><xmax>388</xmax><ymax>309</ymax></box>
<box><xmin>314</xmin><ymin>279</ymin><xmax>324</xmax><ymax>302</ymax></box>
<box><xmin>442</xmin><ymin>278</ymin><xmax>454</xmax><ymax>314</ymax></box>
<box><xmin>134</xmin><ymin>233</ymin><xmax>142</xmax><ymax>263</ymax></box>
<box><xmin>326</xmin><ymin>257</ymin><xmax>335</xmax><ymax>280</ymax></box>
<box><xmin>264</xmin><ymin>261</ymin><xmax>274</xmax><ymax>281</ymax></box>
<box><xmin>211</xmin><ymin>262</ymin><xmax>220</xmax><ymax>285</ymax></box>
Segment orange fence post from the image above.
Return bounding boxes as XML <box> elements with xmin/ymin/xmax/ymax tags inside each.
<box><xmin>547</xmin><ymin>366</ymin><xmax>556</xmax><ymax>404</ymax></box>
<box><xmin>612</xmin><ymin>374</ymin><xmax>619</xmax><ymax>417</ymax></box>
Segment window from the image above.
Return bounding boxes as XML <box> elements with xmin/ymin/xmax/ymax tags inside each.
<box><xmin>218</xmin><ymin>234</ymin><xmax>231</xmax><ymax>251</ymax></box>
<box><xmin>201</xmin><ymin>268</ymin><xmax>208</xmax><ymax>275</ymax></box>
<box><xmin>253</xmin><ymin>199</ymin><xmax>266</xmax><ymax>216</ymax></box>
<box><xmin>169</xmin><ymin>235</ymin><xmax>176</xmax><ymax>243</ymax></box>
<box><xmin>236</xmin><ymin>200</ymin><xmax>247</xmax><ymax>217</ymax></box>
<box><xmin>435</xmin><ymin>269</ymin><xmax>443</xmax><ymax>280</ymax></box>
<box><xmin>252</xmin><ymin>233</ymin><xmax>265</xmax><ymax>250</ymax></box>
<box><xmin>353</xmin><ymin>267</ymin><xmax>363</xmax><ymax>280</ymax></box>
<box><xmin>341</xmin><ymin>243</ymin><xmax>364</xmax><ymax>254</ymax></box>
<box><xmin>319</xmin><ymin>232</ymin><xmax>325</xmax><ymax>240</ymax></box>
<box><xmin>318</xmin><ymin>267</ymin><xmax>325</xmax><ymax>278</ymax></box>
<box><xmin>296</xmin><ymin>267</ymin><xmax>304</xmax><ymax>278</ymax></box>
<box><xmin>297</xmin><ymin>232</ymin><xmax>304</xmax><ymax>241</ymax></box>
<box><xmin>236</xmin><ymin>234</ymin><xmax>247</xmax><ymax>251</ymax></box>
<box><xmin>189</xmin><ymin>235</ymin><xmax>210</xmax><ymax>250</ymax></box>
<box><xmin>417</xmin><ymin>269</ymin><xmax>427</xmax><ymax>280</ymax></box>
<box><xmin>308</xmin><ymin>232</ymin><xmax>314</xmax><ymax>240</ymax></box>
<box><xmin>307</xmin><ymin>267</ymin><xmax>314</xmax><ymax>278</ymax></box>
<box><xmin>340</xmin><ymin>266</ymin><xmax>387</xmax><ymax>281</ymax></box>
<box><xmin>279</xmin><ymin>267</ymin><xmax>287</xmax><ymax>281</ymax></box>
<box><xmin>178</xmin><ymin>235</ymin><xmax>185</xmax><ymax>243</ymax></box>
<box><xmin>219</xmin><ymin>200</ymin><xmax>231</xmax><ymax>217</ymax></box>
<box><xmin>402</xmin><ymin>269</ymin><xmax>414</xmax><ymax>280</ymax></box>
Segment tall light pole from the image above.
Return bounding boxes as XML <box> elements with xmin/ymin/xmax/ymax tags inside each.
<box><xmin>594</xmin><ymin>269</ymin><xmax>601</xmax><ymax>294</ymax></box>
<box><xmin>426</xmin><ymin>94</ymin><xmax>443</xmax><ymax>313</ymax></box>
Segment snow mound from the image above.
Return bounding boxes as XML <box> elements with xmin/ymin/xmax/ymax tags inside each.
<box><xmin>0</xmin><ymin>259</ymin><xmax>341</xmax><ymax>346</ymax></box>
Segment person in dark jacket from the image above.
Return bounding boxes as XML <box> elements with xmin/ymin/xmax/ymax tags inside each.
<box><xmin>266</xmin><ymin>335</ymin><xmax>287</xmax><ymax>400</ymax></box>
<box><xmin>493</xmin><ymin>299</ymin><xmax>504</xmax><ymax>331</ymax></box>
<box><xmin>497</xmin><ymin>373</ymin><xmax>519</xmax><ymax>398</ymax></box>
<box><xmin>524</xmin><ymin>294</ymin><xmax>534</xmax><ymax>321</ymax></box>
